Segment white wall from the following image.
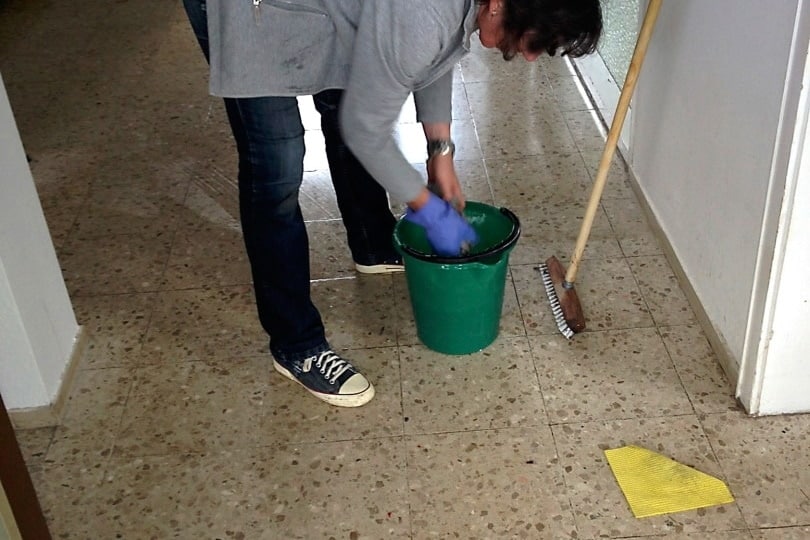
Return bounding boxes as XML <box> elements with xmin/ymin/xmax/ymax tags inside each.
<box><xmin>0</xmin><ymin>75</ymin><xmax>79</xmax><ymax>410</ymax></box>
<box><xmin>631</xmin><ymin>0</ymin><xmax>799</xmax><ymax>367</ymax></box>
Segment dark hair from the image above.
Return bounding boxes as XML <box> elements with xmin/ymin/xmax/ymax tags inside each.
<box><xmin>491</xmin><ymin>0</ymin><xmax>602</xmax><ymax>60</ymax></box>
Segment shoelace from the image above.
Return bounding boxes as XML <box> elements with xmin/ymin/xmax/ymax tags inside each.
<box><xmin>302</xmin><ymin>350</ymin><xmax>352</xmax><ymax>385</ymax></box>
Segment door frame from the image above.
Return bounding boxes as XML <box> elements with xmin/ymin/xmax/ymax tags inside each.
<box><xmin>0</xmin><ymin>394</ymin><xmax>52</xmax><ymax>539</ymax></box>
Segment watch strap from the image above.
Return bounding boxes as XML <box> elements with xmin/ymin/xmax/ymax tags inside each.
<box><xmin>427</xmin><ymin>139</ymin><xmax>455</xmax><ymax>159</ymax></box>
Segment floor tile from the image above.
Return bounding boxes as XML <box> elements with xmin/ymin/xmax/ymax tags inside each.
<box><xmin>500</xmin><ymin>270</ymin><xmax>530</xmax><ymax>338</ymax></box>
<box><xmin>476</xmin><ymin>113</ymin><xmax>579</xmax><ymax>161</ymax></box>
<box><xmin>451</xmin><ymin>78</ymin><xmax>474</xmax><ymax>120</ymax></box>
<box><xmin>465</xmin><ymin>78</ymin><xmax>556</xmax><ymax>123</ymax></box>
<box><xmin>312</xmin><ymin>276</ymin><xmax>399</xmax><ymax>350</ymax></box>
<box><xmin>300</xmin><ymin>169</ymin><xmax>341</xmax><ymax>221</ymax></box>
<box><xmin>391</xmin><ymin>273</ymin><xmax>421</xmax><ymax>347</ymax></box>
<box><xmin>580</xmin><ymin>149</ymin><xmax>636</xmax><ymax>199</ymax></box>
<box><xmin>563</xmin><ymin>146</ymin><xmax>633</xmax><ymax>206</ymax></box>
<box><xmin>114</xmin><ymin>358</ymin><xmax>267</xmax><ymax>456</ymax></box>
<box><xmin>37</xmin><ymin>193</ymin><xmax>83</xmax><ymax>249</ymax></box>
<box><xmin>72</xmin><ymin>452</ymin><xmax>221</xmax><ymax>538</ymax></box>
<box><xmin>454</xmin><ymin>158</ymin><xmax>497</xmax><ymax>204</ymax></box>
<box><xmin>72</xmin><ymin>175</ymin><xmax>188</xmax><ymax>239</ymax></box>
<box><xmin>3</xmin><ymin>75</ymin><xmax>54</xmax><ymax>129</ymax></box>
<box><xmin>29</xmin><ymin>460</ymin><xmax>106</xmax><ymax>539</ymax></box>
<box><xmin>162</xmin><ymin>222</ymin><xmax>252</xmax><ymax>290</ymax></box>
<box><xmin>552</xmin><ymin>415</ymin><xmax>746</xmax><ymax>538</ymax></box>
<box><xmin>511</xmin><ymin>264</ymin><xmax>570</xmax><ymax>336</ymax></box>
<box><xmin>27</xmin><ymin>147</ymin><xmax>94</xmax><ymax>247</ymax></box>
<box><xmin>13</xmin><ymin>87</ymin><xmax>101</xmax><ymax>152</ymax></box>
<box><xmin>14</xmin><ymin>427</ymin><xmax>54</xmax><ymax>467</ymax></box>
<box><xmin>549</xmin><ymin>76</ymin><xmax>596</xmax><ymax>112</ymax></box>
<box><xmin>659</xmin><ymin>325</ymin><xmax>739</xmax><ymax>414</ymax></box>
<box><xmin>59</xmin><ymin>233</ymin><xmax>173</xmax><ymax>297</ymax></box>
<box><xmin>408</xmin><ymin>427</ymin><xmax>578</xmax><ymax>539</ymax></box>
<box><xmin>72</xmin><ymin>292</ymin><xmax>156</xmax><ymax>369</ymax></box>
<box><xmin>1</xmin><ymin>20</ymin><xmax>113</xmax><ymax>86</ymax></box>
<box><xmin>86</xmin><ymin>144</ymin><xmax>199</xmax><ymax>190</ymax></box>
<box><xmin>177</xmin><ymin>158</ymin><xmax>240</xmax><ymax>229</ymax></box>
<box><xmin>702</xmin><ymin>412</ymin><xmax>810</xmax><ymax>528</ymax></box>
<box><xmin>58</xmin><ymin>447</ymin><xmax>385</xmax><ymax>539</ymax></box>
<box><xmin>148</xmin><ymin>6</ymin><xmax>210</xmax><ymax>76</ymax></box>
<box><xmin>45</xmin><ymin>368</ymin><xmax>134</xmax><ymax>467</ymax></box>
<box><xmin>27</xmin><ymin>149</ymin><xmax>97</xmax><ymax>197</ymax></box>
<box><xmin>530</xmin><ymin>328</ymin><xmax>693</xmax><ymax>423</ymax></box>
<box><xmin>67</xmin><ymin>80</ymin><xmax>195</xmax><ymax>150</ymax></box>
<box><xmin>754</xmin><ymin>526</ymin><xmax>810</xmax><ymax>539</ymax></box>
<box><xmin>306</xmin><ymin>219</ymin><xmax>357</xmax><ymax>280</ymax></box>
<box><xmin>516</xmin><ymin>258</ymin><xmax>654</xmax><ymax>335</ymax></box>
<box><xmin>602</xmin><ymin>197</ymin><xmax>665</xmax><ymax>257</ymax></box>
<box><xmin>261</xmin><ymin>347</ymin><xmax>404</xmax><ymax>443</ymax></box>
<box><xmin>563</xmin><ymin>109</ymin><xmax>608</xmax><ymax>155</ymax></box>
<box><xmin>400</xmin><ymin>337</ymin><xmax>547</xmax><ymax>434</ymax></box>
<box><xmin>152</xmin><ymin>102</ymin><xmax>234</xmax><ymax>162</ymax></box>
<box><xmin>538</xmin><ymin>56</ymin><xmax>579</xmax><ymax>79</ymax></box>
<box><xmin>487</xmin><ymin>152</ymin><xmax>593</xmax><ymax>208</ymax></box>
<box><xmin>506</xmin><ymin>201</ymin><xmax>622</xmax><ymax>266</ymax></box>
<box><xmin>142</xmin><ymin>285</ymin><xmax>267</xmax><ymax>363</ymax></box>
<box><xmin>624</xmin><ymin>532</ymin><xmax>753</xmax><ymax>539</ymax></box>
<box><xmin>629</xmin><ymin>255</ymin><xmax>697</xmax><ymax>326</ymax></box>
<box><xmin>248</xmin><ymin>438</ymin><xmax>410</xmax><ymax>539</ymax></box>
<box><xmin>571</xmin><ymin>257</ymin><xmax>656</xmax><ymax>332</ymax></box>
<box><xmin>82</xmin><ymin>443</ymin><xmax>409</xmax><ymax>539</ymax></box>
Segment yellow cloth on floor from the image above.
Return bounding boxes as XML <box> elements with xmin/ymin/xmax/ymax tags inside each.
<box><xmin>604</xmin><ymin>445</ymin><xmax>734</xmax><ymax>518</ymax></box>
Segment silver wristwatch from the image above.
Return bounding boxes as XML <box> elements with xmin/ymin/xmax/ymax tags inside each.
<box><xmin>427</xmin><ymin>139</ymin><xmax>455</xmax><ymax>159</ymax></box>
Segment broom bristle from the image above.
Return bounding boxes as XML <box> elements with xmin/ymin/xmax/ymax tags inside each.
<box><xmin>538</xmin><ymin>256</ymin><xmax>586</xmax><ymax>338</ymax></box>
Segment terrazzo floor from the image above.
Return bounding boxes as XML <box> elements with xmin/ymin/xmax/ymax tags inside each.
<box><xmin>3</xmin><ymin>0</ymin><xmax>810</xmax><ymax>538</ymax></box>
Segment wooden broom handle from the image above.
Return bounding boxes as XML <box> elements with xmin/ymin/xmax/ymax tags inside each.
<box><xmin>565</xmin><ymin>0</ymin><xmax>663</xmax><ymax>284</ymax></box>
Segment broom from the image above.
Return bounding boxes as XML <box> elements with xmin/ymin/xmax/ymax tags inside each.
<box><xmin>539</xmin><ymin>0</ymin><xmax>663</xmax><ymax>339</ymax></box>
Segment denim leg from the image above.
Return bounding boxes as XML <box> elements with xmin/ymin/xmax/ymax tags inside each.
<box><xmin>312</xmin><ymin>90</ymin><xmax>399</xmax><ymax>264</ymax></box>
<box><xmin>226</xmin><ymin>98</ymin><xmax>329</xmax><ymax>360</ymax></box>
<box><xmin>183</xmin><ymin>0</ymin><xmax>329</xmax><ymax>363</ymax></box>
<box><xmin>182</xmin><ymin>0</ymin><xmax>210</xmax><ymax>60</ymax></box>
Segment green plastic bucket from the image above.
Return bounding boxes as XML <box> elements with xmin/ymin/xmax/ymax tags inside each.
<box><xmin>393</xmin><ymin>201</ymin><xmax>521</xmax><ymax>355</ymax></box>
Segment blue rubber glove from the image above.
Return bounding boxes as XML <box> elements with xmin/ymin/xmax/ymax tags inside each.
<box><xmin>404</xmin><ymin>192</ymin><xmax>479</xmax><ymax>256</ymax></box>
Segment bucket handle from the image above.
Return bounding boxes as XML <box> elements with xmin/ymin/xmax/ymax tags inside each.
<box><xmin>399</xmin><ymin>207</ymin><xmax>521</xmax><ymax>264</ymax></box>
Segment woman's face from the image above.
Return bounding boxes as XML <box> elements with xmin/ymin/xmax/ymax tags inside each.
<box><xmin>476</xmin><ymin>1</ymin><xmax>506</xmax><ymax>49</ymax></box>
<box><xmin>476</xmin><ymin>1</ymin><xmax>542</xmax><ymax>61</ymax></box>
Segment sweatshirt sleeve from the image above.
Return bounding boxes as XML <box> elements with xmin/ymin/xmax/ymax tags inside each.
<box><xmin>339</xmin><ymin>2</ymin><xmax>451</xmax><ymax>204</ymax></box>
<box><xmin>414</xmin><ymin>70</ymin><xmax>453</xmax><ymax>125</ymax></box>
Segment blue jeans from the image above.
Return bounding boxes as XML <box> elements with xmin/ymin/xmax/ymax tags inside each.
<box><xmin>183</xmin><ymin>0</ymin><xmax>397</xmax><ymax>363</ymax></box>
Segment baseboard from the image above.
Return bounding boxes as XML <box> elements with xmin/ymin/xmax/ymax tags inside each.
<box><xmin>9</xmin><ymin>325</ymin><xmax>88</xmax><ymax>429</ymax></box>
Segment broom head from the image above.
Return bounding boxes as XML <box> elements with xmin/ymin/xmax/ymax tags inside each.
<box><xmin>538</xmin><ymin>256</ymin><xmax>586</xmax><ymax>338</ymax></box>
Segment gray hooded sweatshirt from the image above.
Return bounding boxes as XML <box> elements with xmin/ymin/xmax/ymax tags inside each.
<box><xmin>206</xmin><ymin>0</ymin><xmax>478</xmax><ymax>203</ymax></box>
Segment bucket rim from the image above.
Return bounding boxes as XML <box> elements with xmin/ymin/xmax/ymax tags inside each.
<box><xmin>396</xmin><ymin>206</ymin><xmax>521</xmax><ymax>264</ymax></box>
